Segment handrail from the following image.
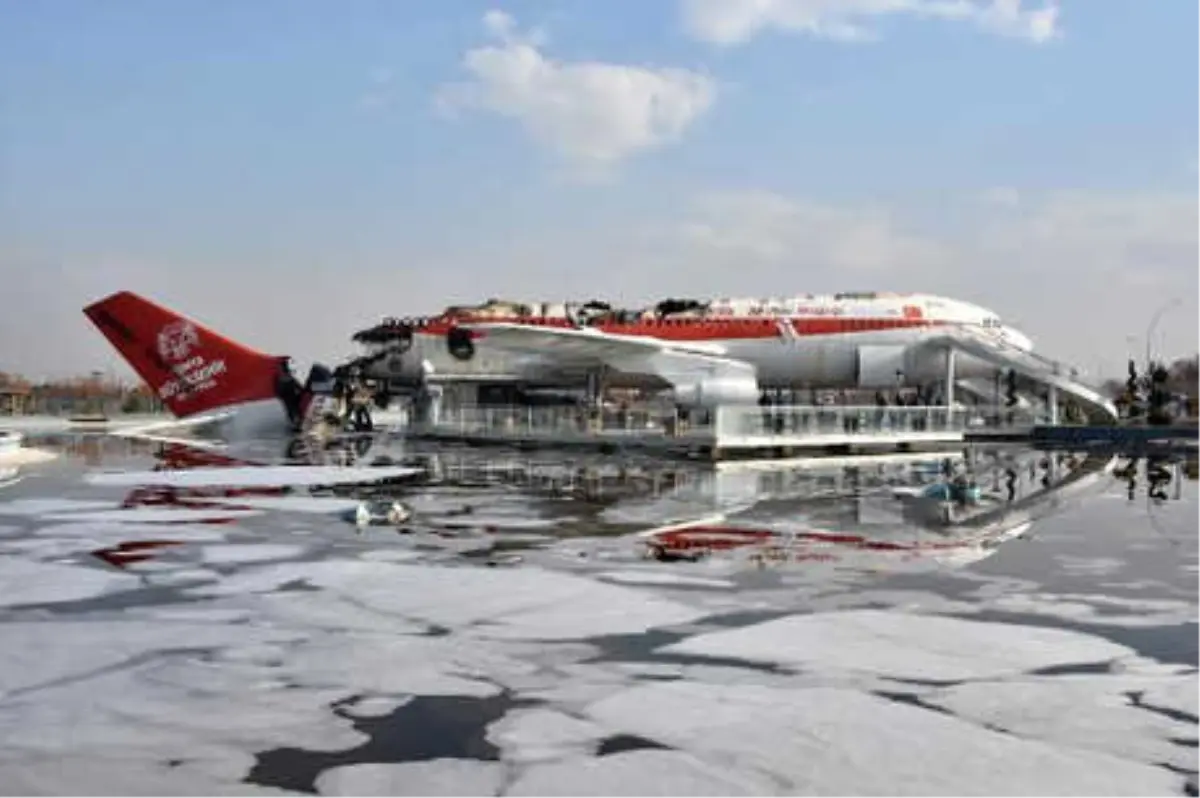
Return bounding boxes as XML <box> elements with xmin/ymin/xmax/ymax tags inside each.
<box><xmin>953</xmin><ymin>325</ymin><xmax>1087</xmax><ymax>378</ymax></box>
<box><xmin>416</xmin><ymin>403</ymin><xmax>1040</xmax><ymax>441</ymax></box>
<box><xmin>933</xmin><ymin>326</ymin><xmax>1117</xmax><ymax>422</ymax></box>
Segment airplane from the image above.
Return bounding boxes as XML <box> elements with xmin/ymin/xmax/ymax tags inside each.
<box><xmin>80</xmin><ymin>290</ymin><xmax>1095</xmax><ymax>446</ymax></box>
<box><xmin>350</xmin><ymin>292</ymin><xmax>1062</xmax><ymax>411</ymax></box>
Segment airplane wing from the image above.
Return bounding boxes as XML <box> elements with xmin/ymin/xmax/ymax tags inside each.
<box><xmin>460</xmin><ymin>322</ymin><xmax>758</xmax><ymax>392</ymax></box>
<box><xmin>906</xmin><ymin>328</ymin><xmax>1117</xmax><ymax>420</ymax></box>
<box><xmin>110</xmin><ymin>410</ymin><xmax>237</xmax><ymax>448</ymax></box>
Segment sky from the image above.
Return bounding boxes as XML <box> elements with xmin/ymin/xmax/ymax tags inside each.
<box><xmin>1</xmin><ymin>0</ymin><xmax>1196</xmax><ymax>382</ymax></box>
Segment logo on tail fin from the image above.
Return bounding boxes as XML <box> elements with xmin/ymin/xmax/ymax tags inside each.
<box><xmin>157</xmin><ymin>321</ymin><xmax>200</xmax><ymax>364</ymax></box>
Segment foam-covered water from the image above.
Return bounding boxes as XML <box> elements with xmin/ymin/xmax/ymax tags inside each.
<box><xmin>0</xmin><ymin>433</ymin><xmax>1193</xmax><ymax>796</ymax></box>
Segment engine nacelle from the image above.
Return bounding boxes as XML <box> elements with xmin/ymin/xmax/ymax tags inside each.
<box><xmin>672</xmin><ymin>376</ymin><xmax>761</xmax><ymax>408</ymax></box>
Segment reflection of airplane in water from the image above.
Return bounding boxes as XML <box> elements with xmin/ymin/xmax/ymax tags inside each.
<box><xmin>633</xmin><ymin>450</ymin><xmax>1117</xmax><ymax>572</ymax></box>
<box><xmin>47</xmin><ymin>410</ymin><xmax>1121</xmax><ymax>574</ymax></box>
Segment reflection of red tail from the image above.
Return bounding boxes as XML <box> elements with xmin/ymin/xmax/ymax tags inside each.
<box><xmin>83</xmin><ymin>291</ymin><xmax>287</xmax><ymax>418</ymax></box>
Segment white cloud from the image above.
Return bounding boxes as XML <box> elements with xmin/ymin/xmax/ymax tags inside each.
<box><xmin>437</xmin><ymin>10</ymin><xmax>717</xmax><ymax>176</ymax></box>
<box><xmin>680</xmin><ymin>0</ymin><xmax>1060</xmax><ymax>46</ymax></box>
<box><xmin>673</xmin><ymin>190</ymin><xmax>954</xmax><ymax>276</ymax></box>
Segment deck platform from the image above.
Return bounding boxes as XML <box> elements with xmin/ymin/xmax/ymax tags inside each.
<box><xmin>405</xmin><ymin>404</ymin><xmax>1033</xmax><ymax>461</ymax></box>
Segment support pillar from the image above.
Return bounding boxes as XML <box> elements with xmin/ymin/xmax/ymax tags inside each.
<box><xmin>585</xmin><ymin>370</ymin><xmax>605</xmax><ymax>408</ymax></box>
<box><xmin>944</xmin><ymin>348</ymin><xmax>956</xmax><ymax>408</ymax></box>
<box><xmin>427</xmin><ymin>385</ymin><xmax>443</xmax><ymax>426</ymax></box>
<box><xmin>1047</xmin><ymin>384</ymin><xmax>1059</xmax><ymax>425</ymax></box>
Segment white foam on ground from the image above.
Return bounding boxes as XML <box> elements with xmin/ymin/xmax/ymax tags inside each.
<box><xmin>0</xmin><ymin>557</ymin><xmax>139</xmax><ymax>608</ymax></box>
<box><xmin>141</xmin><ymin>567</ymin><xmax>220</xmax><ymax>586</ymax></box>
<box><xmin>486</xmin><ymin>707</ymin><xmax>606</xmax><ymax>764</ymax></box>
<box><xmin>265</xmin><ymin>634</ymin><xmax>521</xmax><ymax>699</ymax></box>
<box><xmin>338</xmin><ymin>694</ymin><xmax>411</xmax><ymax>719</ymax></box>
<box><xmin>188</xmin><ymin>560</ymin><xmax>709</xmax><ymax>641</ymax></box>
<box><xmin>0</xmin><ymin>619</ymin><xmax>304</xmax><ymax>697</ymax></box>
<box><xmin>40</xmin><ymin>507</ymin><xmax>265</xmax><ymax>524</ymax></box>
<box><xmin>1056</xmin><ymin>556</ymin><xmax>1126</xmax><ymax>576</ymax></box>
<box><xmin>594</xmin><ymin>570</ymin><xmax>736</xmax><ymax>589</ymax></box>
<box><xmin>579</xmin><ymin>682</ymin><xmax>1179</xmax><ymax>795</ymax></box>
<box><xmin>659</xmin><ymin>609</ymin><xmax>1135</xmax><ymax>682</ymax></box>
<box><xmin>200</xmin><ymin>544</ymin><xmax>309</xmax><ymax>565</ymax></box>
<box><xmin>190</xmin><ymin>496</ymin><xmax>363</xmax><ymax>515</ymax></box>
<box><xmin>11</xmin><ymin>522</ymin><xmax>232</xmax><ymax>558</ymax></box>
<box><xmin>507</xmin><ymin>749</ymin><xmax>783</xmax><ymax>796</ymax></box>
<box><xmin>315</xmin><ymin>759</ymin><xmax>507</xmax><ymax>796</ymax></box>
<box><xmin>249</xmin><ymin>591</ymin><xmax>432</xmax><ymax>636</ymax></box>
<box><xmin>0</xmin><ymin>498</ymin><xmax>117</xmax><ymax>516</ymax></box>
<box><xmin>0</xmin><ymin>753</ymin><xmax>294</xmax><ymax>796</ymax></box>
<box><xmin>924</xmin><ymin>674</ymin><xmax>1200</xmax><ymax>772</ymax></box>
<box><xmin>1141</xmin><ymin>675</ymin><xmax>1200</xmax><ymax>718</ymax></box>
<box><xmin>135</xmin><ymin>607</ymin><xmax>253</xmax><ymax>624</ymax></box>
<box><xmin>84</xmin><ymin>464</ymin><xmax>422</xmax><ymax>488</ymax></box>
<box><xmin>0</xmin><ymin>660</ymin><xmax>364</xmax><ymax>782</ymax></box>
<box><xmin>987</xmin><ymin>592</ymin><xmax>1198</xmax><ymax>628</ymax></box>
<box><xmin>355</xmin><ymin>549</ymin><xmax>428</xmax><ymax>563</ymax></box>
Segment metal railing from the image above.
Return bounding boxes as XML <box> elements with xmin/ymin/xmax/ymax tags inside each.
<box><xmin>421</xmin><ymin>403</ymin><xmax>678</xmax><ymax>439</ymax></box>
<box><xmin>416</xmin><ymin>402</ymin><xmax>1040</xmax><ymax>442</ymax></box>
<box><xmin>712</xmin><ymin>404</ymin><xmax>1027</xmax><ymax>439</ymax></box>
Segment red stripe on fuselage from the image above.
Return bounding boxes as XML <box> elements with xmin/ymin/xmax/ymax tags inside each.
<box><xmin>418</xmin><ymin>316</ymin><xmax>939</xmax><ymax>342</ymax></box>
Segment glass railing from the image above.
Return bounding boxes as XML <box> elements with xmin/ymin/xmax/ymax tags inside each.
<box><xmin>418</xmin><ymin>403</ymin><xmax>1042</xmax><ymax>440</ymax></box>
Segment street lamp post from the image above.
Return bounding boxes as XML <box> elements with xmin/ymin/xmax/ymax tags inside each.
<box><xmin>1145</xmin><ymin>298</ymin><xmax>1182</xmax><ymax>373</ymax></box>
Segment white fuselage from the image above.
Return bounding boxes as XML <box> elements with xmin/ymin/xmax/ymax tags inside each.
<box><xmin>364</xmin><ymin>292</ymin><xmax>1033</xmax><ymax>395</ymax></box>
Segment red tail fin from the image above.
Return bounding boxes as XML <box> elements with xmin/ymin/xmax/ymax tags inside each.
<box><xmin>83</xmin><ymin>291</ymin><xmax>286</xmax><ymax>418</ymax></box>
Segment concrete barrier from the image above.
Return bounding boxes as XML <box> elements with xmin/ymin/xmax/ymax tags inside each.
<box><xmin>0</xmin><ymin>431</ymin><xmax>22</xmax><ymax>456</ymax></box>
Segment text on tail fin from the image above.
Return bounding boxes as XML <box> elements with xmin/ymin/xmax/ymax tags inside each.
<box><xmin>83</xmin><ymin>291</ymin><xmax>287</xmax><ymax>418</ymax></box>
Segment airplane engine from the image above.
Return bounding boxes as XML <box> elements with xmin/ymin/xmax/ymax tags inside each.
<box><xmin>446</xmin><ymin>326</ymin><xmax>475</xmax><ymax>361</ymax></box>
<box><xmin>672</xmin><ymin>376</ymin><xmax>761</xmax><ymax>408</ymax></box>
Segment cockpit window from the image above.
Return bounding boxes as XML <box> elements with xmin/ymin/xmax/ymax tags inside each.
<box><xmin>982</xmin><ymin>317</ymin><xmax>1002</xmax><ymax>328</ymax></box>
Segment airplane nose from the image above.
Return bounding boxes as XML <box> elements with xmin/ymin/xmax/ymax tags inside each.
<box><xmin>1002</xmin><ymin>326</ymin><xmax>1034</xmax><ymax>351</ymax></box>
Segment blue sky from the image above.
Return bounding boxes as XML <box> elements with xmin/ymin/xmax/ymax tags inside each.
<box><xmin>1</xmin><ymin>0</ymin><xmax>1196</xmax><ymax>379</ymax></box>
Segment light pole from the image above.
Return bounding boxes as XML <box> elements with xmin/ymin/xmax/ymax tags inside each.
<box><xmin>1145</xmin><ymin>298</ymin><xmax>1182</xmax><ymax>373</ymax></box>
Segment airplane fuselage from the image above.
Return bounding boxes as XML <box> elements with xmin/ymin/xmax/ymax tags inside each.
<box><xmin>359</xmin><ymin>292</ymin><xmax>1034</xmax><ymax>400</ymax></box>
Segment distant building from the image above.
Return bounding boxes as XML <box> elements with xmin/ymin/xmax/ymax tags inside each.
<box><xmin>0</xmin><ymin>383</ymin><xmax>33</xmax><ymax>415</ymax></box>
<box><xmin>0</xmin><ymin>371</ymin><xmax>163</xmax><ymax>416</ymax></box>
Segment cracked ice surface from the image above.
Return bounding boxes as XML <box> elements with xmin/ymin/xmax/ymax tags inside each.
<box><xmin>922</xmin><ymin>675</ymin><xmax>1199</xmax><ymax>773</ymax></box>
<box><xmin>657</xmin><ymin>609</ymin><xmax>1139</xmax><ymax>681</ymax></box>
<box><xmin>578</xmin><ymin>682</ymin><xmax>1181</xmax><ymax>796</ymax></box>
<box><xmin>0</xmin><ymin>459</ymin><xmax>1193</xmax><ymax>796</ymax></box>
<box><xmin>0</xmin><ymin>557</ymin><xmax>141</xmax><ymax>609</ymax></box>
<box><xmin>186</xmin><ymin>560</ymin><xmax>710</xmax><ymax>641</ymax></box>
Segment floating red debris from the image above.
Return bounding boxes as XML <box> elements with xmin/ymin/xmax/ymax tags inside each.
<box><xmin>92</xmin><ymin>539</ymin><xmax>184</xmax><ymax>569</ymax></box>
